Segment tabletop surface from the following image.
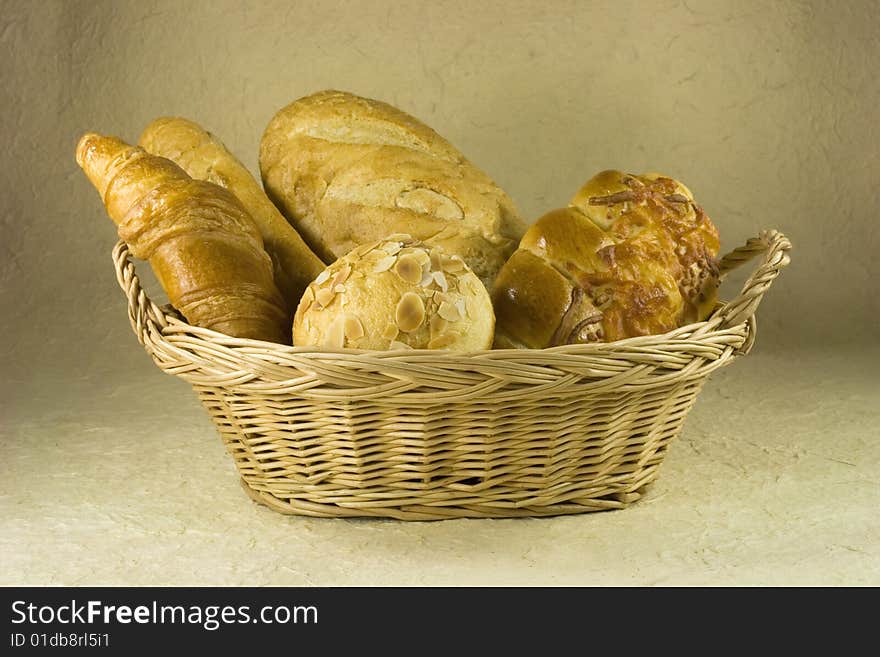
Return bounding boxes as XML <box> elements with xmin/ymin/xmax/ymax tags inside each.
<box><xmin>3</xmin><ymin>341</ymin><xmax>876</xmax><ymax>587</ymax></box>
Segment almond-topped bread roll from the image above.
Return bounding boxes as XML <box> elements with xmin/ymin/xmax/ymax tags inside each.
<box><xmin>493</xmin><ymin>170</ymin><xmax>720</xmax><ymax>349</ymax></box>
<box><xmin>293</xmin><ymin>234</ymin><xmax>494</xmax><ymax>351</ymax></box>
<box><xmin>259</xmin><ymin>90</ymin><xmax>526</xmax><ymax>289</ymax></box>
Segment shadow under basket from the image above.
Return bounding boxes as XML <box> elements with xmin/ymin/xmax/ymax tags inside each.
<box><xmin>113</xmin><ymin>230</ymin><xmax>791</xmax><ymax>521</ymax></box>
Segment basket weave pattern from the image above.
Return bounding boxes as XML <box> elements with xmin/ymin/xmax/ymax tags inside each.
<box><xmin>114</xmin><ymin>230</ymin><xmax>791</xmax><ymax>520</ymax></box>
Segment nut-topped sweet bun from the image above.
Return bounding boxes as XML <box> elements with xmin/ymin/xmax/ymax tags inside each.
<box><xmin>570</xmin><ymin>170</ymin><xmax>720</xmax><ymax>323</ymax></box>
<box><xmin>492</xmin><ymin>170</ymin><xmax>721</xmax><ymax>349</ymax></box>
<box><xmin>293</xmin><ymin>234</ymin><xmax>495</xmax><ymax>351</ymax></box>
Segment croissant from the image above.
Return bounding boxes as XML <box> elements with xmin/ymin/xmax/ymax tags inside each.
<box><xmin>138</xmin><ymin>117</ymin><xmax>326</xmax><ymax>314</ymax></box>
<box><xmin>76</xmin><ymin>132</ymin><xmax>289</xmax><ymax>344</ymax></box>
<box><xmin>492</xmin><ymin>170</ymin><xmax>721</xmax><ymax>348</ymax></box>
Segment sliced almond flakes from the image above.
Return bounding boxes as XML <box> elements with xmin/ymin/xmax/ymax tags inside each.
<box><xmin>430</xmin><ymin>250</ymin><xmax>443</xmax><ymax>271</ymax></box>
<box><xmin>412</xmin><ymin>249</ymin><xmax>431</xmax><ymax>266</ymax></box>
<box><xmin>429</xmin><ymin>314</ymin><xmax>448</xmax><ymax>336</ymax></box>
<box><xmin>315</xmin><ymin>287</ymin><xmax>336</xmax><ymax>308</ymax></box>
<box><xmin>381</xmin><ymin>241</ymin><xmax>403</xmax><ymax>255</ymax></box>
<box><xmin>373</xmin><ymin>254</ymin><xmax>397</xmax><ymax>273</ymax></box>
<box><xmin>395</xmin><ymin>292</ymin><xmax>426</xmax><ymax>332</ymax></box>
<box><xmin>332</xmin><ymin>264</ymin><xmax>352</xmax><ymax>287</ymax></box>
<box><xmin>438</xmin><ymin>300</ymin><xmax>461</xmax><ymax>322</ymax></box>
<box><xmin>323</xmin><ymin>315</ymin><xmax>346</xmax><ymax>349</ymax></box>
<box><xmin>442</xmin><ymin>255</ymin><xmax>466</xmax><ymax>273</ymax></box>
<box><xmin>394</xmin><ymin>254</ymin><xmax>423</xmax><ymax>285</ymax></box>
<box><xmin>344</xmin><ymin>315</ymin><xmax>365</xmax><ymax>341</ymax></box>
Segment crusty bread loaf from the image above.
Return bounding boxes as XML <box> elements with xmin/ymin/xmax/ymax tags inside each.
<box><xmin>493</xmin><ymin>170</ymin><xmax>720</xmax><ymax>349</ymax></box>
<box><xmin>138</xmin><ymin>117</ymin><xmax>326</xmax><ymax>315</ymax></box>
<box><xmin>259</xmin><ymin>90</ymin><xmax>526</xmax><ymax>289</ymax></box>
<box><xmin>293</xmin><ymin>234</ymin><xmax>494</xmax><ymax>351</ymax></box>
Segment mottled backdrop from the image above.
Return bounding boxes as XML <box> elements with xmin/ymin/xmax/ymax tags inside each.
<box><xmin>3</xmin><ymin>0</ymin><xmax>877</xmax><ymax>368</ymax></box>
<box><xmin>1</xmin><ymin>1</ymin><xmax>878</xmax><ymax>586</ymax></box>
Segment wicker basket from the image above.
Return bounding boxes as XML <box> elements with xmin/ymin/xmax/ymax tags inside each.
<box><xmin>112</xmin><ymin>229</ymin><xmax>791</xmax><ymax>520</ymax></box>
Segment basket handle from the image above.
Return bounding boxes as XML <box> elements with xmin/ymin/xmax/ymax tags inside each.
<box><xmin>111</xmin><ymin>240</ymin><xmax>170</xmax><ymax>351</ymax></box>
<box><xmin>713</xmin><ymin>229</ymin><xmax>792</xmax><ymax>330</ymax></box>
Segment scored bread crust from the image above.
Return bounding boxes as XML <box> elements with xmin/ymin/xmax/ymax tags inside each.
<box><xmin>259</xmin><ymin>90</ymin><xmax>526</xmax><ymax>289</ymax></box>
<box><xmin>492</xmin><ymin>170</ymin><xmax>721</xmax><ymax>349</ymax></box>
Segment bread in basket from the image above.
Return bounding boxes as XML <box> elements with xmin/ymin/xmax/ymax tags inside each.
<box><xmin>82</xmin><ymin>91</ymin><xmax>791</xmax><ymax>521</ymax></box>
<box><xmin>111</xmin><ymin>229</ymin><xmax>790</xmax><ymax>520</ymax></box>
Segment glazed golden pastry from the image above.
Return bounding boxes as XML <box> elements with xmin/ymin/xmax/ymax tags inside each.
<box><xmin>76</xmin><ymin>132</ymin><xmax>288</xmax><ymax>344</ymax></box>
<box><xmin>493</xmin><ymin>170</ymin><xmax>720</xmax><ymax>348</ymax></box>
<box><xmin>293</xmin><ymin>234</ymin><xmax>494</xmax><ymax>351</ymax></box>
<box><xmin>138</xmin><ymin>117</ymin><xmax>326</xmax><ymax>314</ymax></box>
<box><xmin>259</xmin><ymin>89</ymin><xmax>526</xmax><ymax>289</ymax></box>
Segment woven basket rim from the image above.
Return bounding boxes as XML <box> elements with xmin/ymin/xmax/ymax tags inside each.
<box><xmin>112</xmin><ymin>228</ymin><xmax>791</xmax><ymax>370</ymax></box>
<box><xmin>154</xmin><ymin>305</ymin><xmax>743</xmax><ymax>355</ymax></box>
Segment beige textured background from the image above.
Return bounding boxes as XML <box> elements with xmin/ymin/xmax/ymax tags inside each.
<box><xmin>2</xmin><ymin>0</ymin><xmax>877</xmax><ymax>585</ymax></box>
